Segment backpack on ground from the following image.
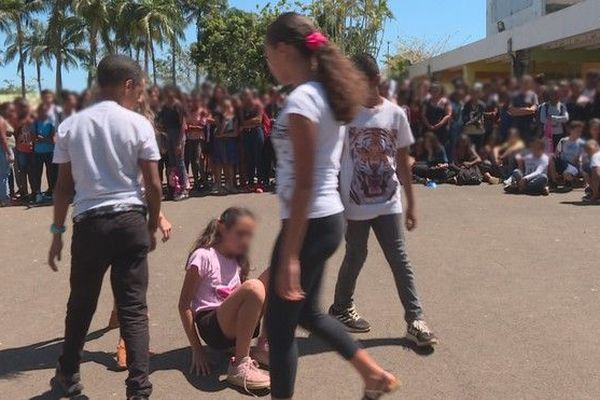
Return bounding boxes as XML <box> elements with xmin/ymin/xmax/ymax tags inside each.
<box><xmin>457</xmin><ymin>166</ymin><xmax>483</xmax><ymax>185</ymax></box>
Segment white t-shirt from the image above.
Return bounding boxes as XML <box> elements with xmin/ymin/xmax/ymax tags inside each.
<box><xmin>522</xmin><ymin>152</ymin><xmax>549</xmax><ymax>180</ymax></box>
<box><xmin>271</xmin><ymin>81</ymin><xmax>344</xmax><ymax>219</ymax></box>
<box><xmin>591</xmin><ymin>150</ymin><xmax>600</xmax><ymax>168</ymax></box>
<box><xmin>53</xmin><ymin>101</ymin><xmax>161</xmax><ymax>217</ymax></box>
<box><xmin>340</xmin><ymin>99</ymin><xmax>415</xmax><ymax>221</ymax></box>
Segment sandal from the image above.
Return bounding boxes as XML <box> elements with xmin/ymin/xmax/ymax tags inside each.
<box><xmin>362</xmin><ymin>372</ymin><xmax>400</xmax><ymax>400</ymax></box>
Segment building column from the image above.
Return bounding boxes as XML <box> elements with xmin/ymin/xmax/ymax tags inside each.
<box><xmin>463</xmin><ymin>63</ymin><xmax>479</xmax><ymax>86</ymax></box>
<box><xmin>512</xmin><ymin>49</ymin><xmax>531</xmax><ymax>77</ymax></box>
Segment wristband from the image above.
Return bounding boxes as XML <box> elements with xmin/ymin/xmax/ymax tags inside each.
<box><xmin>50</xmin><ymin>224</ymin><xmax>66</xmax><ymax>235</ymax></box>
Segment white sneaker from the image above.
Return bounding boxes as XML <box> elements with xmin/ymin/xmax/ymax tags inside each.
<box><xmin>226</xmin><ymin>356</ymin><xmax>270</xmax><ymax>392</ymax></box>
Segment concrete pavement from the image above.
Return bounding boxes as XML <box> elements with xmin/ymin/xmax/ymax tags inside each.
<box><xmin>0</xmin><ymin>185</ymin><xmax>598</xmax><ymax>399</ymax></box>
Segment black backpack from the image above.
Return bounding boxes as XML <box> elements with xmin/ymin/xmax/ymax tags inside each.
<box><xmin>457</xmin><ymin>166</ymin><xmax>483</xmax><ymax>186</ymax></box>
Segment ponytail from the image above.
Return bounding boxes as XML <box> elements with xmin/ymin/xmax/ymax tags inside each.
<box><xmin>266</xmin><ymin>12</ymin><xmax>367</xmax><ymax>124</ymax></box>
<box><xmin>187</xmin><ymin>207</ymin><xmax>255</xmax><ymax>282</ymax></box>
<box><xmin>314</xmin><ymin>44</ymin><xmax>367</xmax><ymax>123</ymax></box>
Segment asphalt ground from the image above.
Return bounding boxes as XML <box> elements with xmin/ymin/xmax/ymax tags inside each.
<box><xmin>1</xmin><ymin>185</ymin><xmax>598</xmax><ymax>399</ymax></box>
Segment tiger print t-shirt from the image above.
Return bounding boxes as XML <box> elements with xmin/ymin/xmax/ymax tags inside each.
<box><xmin>340</xmin><ymin>98</ymin><xmax>415</xmax><ymax>221</ymax></box>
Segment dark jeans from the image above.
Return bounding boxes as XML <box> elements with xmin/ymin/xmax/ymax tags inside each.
<box><xmin>184</xmin><ymin>138</ymin><xmax>203</xmax><ymax>184</ymax></box>
<box><xmin>242</xmin><ymin>128</ymin><xmax>265</xmax><ymax>185</ymax></box>
<box><xmin>15</xmin><ymin>150</ymin><xmax>33</xmax><ymax>196</ymax></box>
<box><xmin>504</xmin><ymin>169</ymin><xmax>549</xmax><ymax>195</ymax></box>
<box><xmin>262</xmin><ymin>136</ymin><xmax>276</xmax><ymax>183</ymax></box>
<box><xmin>333</xmin><ymin>214</ymin><xmax>424</xmax><ymax>323</ymax></box>
<box><xmin>267</xmin><ymin>213</ymin><xmax>360</xmax><ymax>398</ymax></box>
<box><xmin>31</xmin><ymin>152</ymin><xmax>57</xmax><ymax>194</ymax></box>
<box><xmin>59</xmin><ymin>211</ymin><xmax>152</xmax><ymax>398</ymax></box>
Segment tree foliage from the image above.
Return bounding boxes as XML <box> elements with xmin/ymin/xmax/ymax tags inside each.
<box><xmin>384</xmin><ymin>35</ymin><xmax>451</xmax><ymax>81</ymax></box>
<box><xmin>1</xmin><ymin>0</ymin><xmax>394</xmax><ymax>93</ymax></box>
<box><xmin>190</xmin><ymin>0</ymin><xmax>393</xmax><ymax>91</ymax></box>
<box><xmin>190</xmin><ymin>1</ymin><xmax>285</xmax><ymax>91</ymax></box>
<box><xmin>301</xmin><ymin>0</ymin><xmax>393</xmax><ymax>57</ymax></box>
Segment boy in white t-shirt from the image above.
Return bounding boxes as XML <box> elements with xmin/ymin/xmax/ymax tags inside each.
<box><xmin>329</xmin><ymin>54</ymin><xmax>437</xmax><ymax>347</ymax></box>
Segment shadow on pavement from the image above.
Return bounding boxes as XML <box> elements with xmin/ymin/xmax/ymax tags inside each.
<box><xmin>150</xmin><ymin>347</ymin><xmax>269</xmax><ymax>397</ymax></box>
<box><xmin>560</xmin><ymin>200</ymin><xmax>600</xmax><ymax>206</ymax></box>
<box><xmin>29</xmin><ymin>385</ymin><xmax>89</xmax><ymax>400</ymax></box>
<box><xmin>0</xmin><ymin>328</ymin><xmax>111</xmax><ymax>381</ymax></box>
<box><xmin>297</xmin><ymin>335</ymin><xmax>435</xmax><ymax>357</ymax></box>
<box><xmin>4</xmin><ymin>332</ymin><xmax>420</xmax><ymax>398</ymax></box>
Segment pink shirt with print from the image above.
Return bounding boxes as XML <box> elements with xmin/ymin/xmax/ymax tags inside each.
<box><xmin>186</xmin><ymin>247</ymin><xmax>241</xmax><ymax>314</ymax></box>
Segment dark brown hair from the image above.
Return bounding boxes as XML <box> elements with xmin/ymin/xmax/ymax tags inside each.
<box><xmin>266</xmin><ymin>12</ymin><xmax>366</xmax><ymax>123</ymax></box>
<box><xmin>187</xmin><ymin>207</ymin><xmax>255</xmax><ymax>282</ymax></box>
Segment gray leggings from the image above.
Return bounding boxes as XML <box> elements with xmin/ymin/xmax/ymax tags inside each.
<box><xmin>266</xmin><ymin>213</ymin><xmax>361</xmax><ymax>398</ymax></box>
<box><xmin>333</xmin><ymin>213</ymin><xmax>424</xmax><ymax>323</ymax></box>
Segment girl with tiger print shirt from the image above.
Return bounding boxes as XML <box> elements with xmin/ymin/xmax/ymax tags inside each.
<box><xmin>330</xmin><ymin>53</ymin><xmax>438</xmax><ymax>348</ymax></box>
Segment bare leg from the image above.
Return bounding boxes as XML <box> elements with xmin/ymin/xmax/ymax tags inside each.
<box><xmin>272</xmin><ymin>349</ymin><xmax>397</xmax><ymax>400</ymax></box>
<box><xmin>216</xmin><ymin>279</ymin><xmax>266</xmax><ymax>360</ymax></box>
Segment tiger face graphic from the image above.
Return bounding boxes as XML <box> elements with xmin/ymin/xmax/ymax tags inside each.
<box><xmin>349</xmin><ymin>127</ymin><xmax>398</xmax><ymax>206</ymax></box>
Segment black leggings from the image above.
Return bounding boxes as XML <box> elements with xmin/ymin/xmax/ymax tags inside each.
<box><xmin>184</xmin><ymin>139</ymin><xmax>203</xmax><ymax>183</ymax></box>
<box><xmin>266</xmin><ymin>213</ymin><xmax>360</xmax><ymax>398</ymax></box>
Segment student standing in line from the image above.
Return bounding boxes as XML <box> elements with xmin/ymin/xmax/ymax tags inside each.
<box><xmin>158</xmin><ymin>86</ymin><xmax>188</xmax><ymax>200</ymax></box>
<box><xmin>0</xmin><ymin>112</ymin><xmax>14</xmax><ymax>206</ymax></box>
<box><xmin>265</xmin><ymin>12</ymin><xmax>399</xmax><ymax>400</ymax></box>
<box><xmin>539</xmin><ymin>85</ymin><xmax>569</xmax><ymax>151</ymax></box>
<box><xmin>328</xmin><ymin>54</ymin><xmax>438</xmax><ymax>347</ymax></box>
<box><xmin>48</xmin><ymin>55</ymin><xmax>162</xmax><ymax>400</ymax></box>
<box><xmin>31</xmin><ymin>103</ymin><xmax>58</xmax><ymax>203</ymax></box>
<box><xmin>509</xmin><ymin>75</ymin><xmax>539</xmax><ymax>144</ymax></box>
<box><xmin>421</xmin><ymin>83</ymin><xmax>452</xmax><ymax>150</ymax></box>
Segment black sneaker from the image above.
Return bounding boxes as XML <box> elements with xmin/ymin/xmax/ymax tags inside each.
<box><xmin>127</xmin><ymin>396</ymin><xmax>149</xmax><ymax>400</ymax></box>
<box><xmin>329</xmin><ymin>303</ymin><xmax>371</xmax><ymax>333</ymax></box>
<box><xmin>53</xmin><ymin>364</ymin><xmax>84</xmax><ymax>397</ymax></box>
<box><xmin>407</xmin><ymin>320</ymin><xmax>438</xmax><ymax>347</ymax></box>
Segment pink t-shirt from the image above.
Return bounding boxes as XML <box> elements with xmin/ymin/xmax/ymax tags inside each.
<box><xmin>186</xmin><ymin>247</ymin><xmax>241</xmax><ymax>314</ymax></box>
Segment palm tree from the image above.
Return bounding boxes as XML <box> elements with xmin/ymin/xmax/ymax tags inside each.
<box><xmin>0</xmin><ymin>0</ymin><xmax>44</xmax><ymax>97</ymax></box>
<box><xmin>45</xmin><ymin>1</ymin><xmax>87</xmax><ymax>93</ymax></box>
<box><xmin>130</xmin><ymin>0</ymin><xmax>185</xmax><ymax>86</ymax></box>
<box><xmin>181</xmin><ymin>0</ymin><xmax>227</xmax><ymax>87</ymax></box>
<box><xmin>72</xmin><ymin>0</ymin><xmax>112</xmax><ymax>87</ymax></box>
<box><xmin>19</xmin><ymin>20</ymin><xmax>49</xmax><ymax>95</ymax></box>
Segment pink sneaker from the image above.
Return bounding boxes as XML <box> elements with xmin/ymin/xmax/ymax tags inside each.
<box><xmin>226</xmin><ymin>356</ymin><xmax>270</xmax><ymax>392</ymax></box>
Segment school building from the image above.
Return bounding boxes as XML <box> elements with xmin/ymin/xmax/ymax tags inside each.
<box><xmin>408</xmin><ymin>0</ymin><xmax>600</xmax><ymax>83</ymax></box>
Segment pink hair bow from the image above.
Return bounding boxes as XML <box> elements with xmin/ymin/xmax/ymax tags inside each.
<box><xmin>305</xmin><ymin>32</ymin><xmax>328</xmax><ymax>51</ymax></box>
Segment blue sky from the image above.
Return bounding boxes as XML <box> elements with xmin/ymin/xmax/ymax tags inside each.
<box><xmin>0</xmin><ymin>0</ymin><xmax>485</xmax><ymax>92</ymax></box>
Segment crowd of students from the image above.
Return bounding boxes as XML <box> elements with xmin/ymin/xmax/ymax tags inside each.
<box><xmin>400</xmin><ymin>73</ymin><xmax>600</xmax><ymax>199</ymax></box>
<box><xmin>2</xmin><ymin>71</ymin><xmax>600</xmax><ymax>206</ymax></box>
<box><xmin>0</xmin><ymin>81</ymin><xmax>286</xmax><ymax>205</ymax></box>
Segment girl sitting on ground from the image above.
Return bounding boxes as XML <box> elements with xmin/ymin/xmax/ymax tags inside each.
<box><xmin>480</xmin><ymin>128</ymin><xmax>526</xmax><ymax>183</ymax></box>
<box><xmin>413</xmin><ymin>131</ymin><xmax>454</xmax><ymax>183</ymax></box>
<box><xmin>451</xmin><ymin>134</ymin><xmax>483</xmax><ymax>185</ymax></box>
<box><xmin>178</xmin><ymin>207</ymin><xmax>270</xmax><ymax>392</ymax></box>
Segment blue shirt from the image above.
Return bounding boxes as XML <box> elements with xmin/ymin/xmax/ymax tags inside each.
<box><xmin>33</xmin><ymin>119</ymin><xmax>55</xmax><ymax>154</ymax></box>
